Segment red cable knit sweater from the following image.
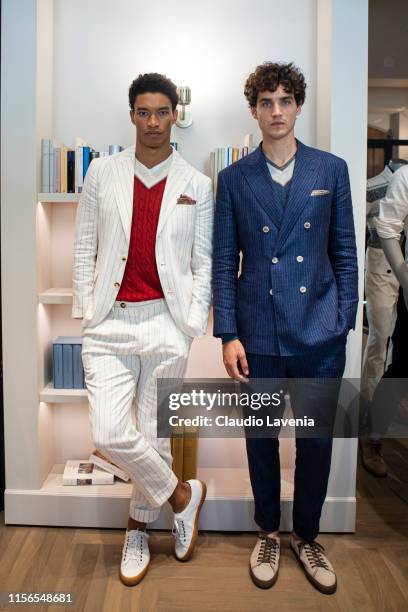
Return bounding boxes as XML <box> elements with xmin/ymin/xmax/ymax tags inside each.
<box><xmin>117</xmin><ymin>176</ymin><xmax>166</xmax><ymax>302</ymax></box>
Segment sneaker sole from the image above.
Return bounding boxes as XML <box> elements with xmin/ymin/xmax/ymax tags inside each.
<box><xmin>290</xmin><ymin>544</ymin><xmax>337</xmax><ymax>595</ymax></box>
<box><xmin>119</xmin><ymin>562</ymin><xmax>149</xmax><ymax>587</ymax></box>
<box><xmin>249</xmin><ymin>563</ymin><xmax>279</xmax><ymax>589</ymax></box>
<box><xmin>175</xmin><ymin>480</ymin><xmax>207</xmax><ymax>562</ymax></box>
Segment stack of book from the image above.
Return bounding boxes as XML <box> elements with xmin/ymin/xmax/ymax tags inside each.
<box><xmin>62</xmin><ymin>460</ymin><xmax>114</xmax><ymax>486</ymax></box>
<box><xmin>62</xmin><ymin>450</ymin><xmax>130</xmax><ymax>486</ymax></box>
<box><xmin>41</xmin><ymin>139</ymin><xmax>123</xmax><ymax>193</ymax></box>
<box><xmin>53</xmin><ymin>336</ymin><xmax>85</xmax><ymax>389</ymax></box>
<box><xmin>212</xmin><ymin>135</ymin><xmax>255</xmax><ymax>192</ymax></box>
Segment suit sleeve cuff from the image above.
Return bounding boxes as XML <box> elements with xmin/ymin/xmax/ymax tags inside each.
<box><xmin>220</xmin><ymin>333</ymin><xmax>239</xmax><ymax>345</ymax></box>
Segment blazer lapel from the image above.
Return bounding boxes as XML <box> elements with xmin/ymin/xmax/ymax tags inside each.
<box><xmin>111</xmin><ymin>146</ymin><xmax>135</xmax><ymax>244</ymax></box>
<box><xmin>241</xmin><ymin>147</ymin><xmax>283</xmax><ymax>229</ymax></box>
<box><xmin>275</xmin><ymin>141</ymin><xmax>318</xmax><ymax>251</ymax></box>
<box><xmin>156</xmin><ymin>150</ymin><xmax>193</xmax><ymax>236</ymax></box>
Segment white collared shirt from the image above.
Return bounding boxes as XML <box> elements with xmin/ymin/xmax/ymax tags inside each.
<box><xmin>134</xmin><ymin>151</ymin><xmax>173</xmax><ymax>188</ymax></box>
<box><xmin>376</xmin><ymin>165</ymin><xmax>408</xmax><ymax>260</ymax></box>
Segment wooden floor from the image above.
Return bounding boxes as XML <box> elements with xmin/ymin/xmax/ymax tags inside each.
<box><xmin>1</xmin><ymin>439</ymin><xmax>407</xmax><ymax>612</ymax></box>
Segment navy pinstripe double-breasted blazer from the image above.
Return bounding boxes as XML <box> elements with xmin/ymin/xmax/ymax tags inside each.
<box><xmin>212</xmin><ymin>140</ymin><xmax>359</xmax><ymax>355</ymax></box>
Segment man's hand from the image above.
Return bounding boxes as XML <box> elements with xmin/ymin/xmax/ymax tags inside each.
<box><xmin>222</xmin><ymin>339</ymin><xmax>249</xmax><ymax>382</ymax></box>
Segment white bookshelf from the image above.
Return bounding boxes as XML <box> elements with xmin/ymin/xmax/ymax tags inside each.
<box><xmin>38</xmin><ymin>193</ymin><xmax>79</xmax><ymax>203</ymax></box>
<box><xmin>40</xmin><ymin>383</ymin><xmax>87</xmax><ymax>404</ymax></box>
<box><xmin>38</xmin><ymin>288</ymin><xmax>73</xmax><ymax>304</ymax></box>
<box><xmin>2</xmin><ymin>0</ymin><xmax>363</xmax><ymax>532</ymax></box>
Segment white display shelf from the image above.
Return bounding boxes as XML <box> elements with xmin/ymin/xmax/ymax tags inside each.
<box><xmin>38</xmin><ymin>193</ymin><xmax>79</xmax><ymax>203</ymax></box>
<box><xmin>4</xmin><ymin>464</ymin><xmax>355</xmax><ymax>532</ymax></box>
<box><xmin>40</xmin><ymin>382</ymin><xmax>88</xmax><ymax>404</ymax></box>
<box><xmin>38</xmin><ymin>288</ymin><xmax>73</xmax><ymax>304</ymax></box>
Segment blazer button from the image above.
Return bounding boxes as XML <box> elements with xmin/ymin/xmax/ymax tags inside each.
<box><xmin>304</xmin><ymin>221</ymin><xmax>311</xmax><ymax>229</ymax></box>
<box><xmin>263</xmin><ymin>226</ymin><xmax>270</xmax><ymax>233</ymax></box>
<box><xmin>120</xmin><ymin>302</ymin><xmax>126</xmax><ymax>308</ymax></box>
<box><xmin>296</xmin><ymin>256</ymin><xmax>304</xmax><ymax>262</ymax></box>
<box><xmin>272</xmin><ymin>257</ymin><xmax>279</xmax><ymax>264</ymax></box>
<box><xmin>122</xmin><ymin>257</ymin><xmax>127</xmax><ymax>261</ymax></box>
<box><xmin>269</xmin><ymin>289</ymin><xmax>273</xmax><ymax>295</ymax></box>
<box><xmin>300</xmin><ymin>286</ymin><xmax>307</xmax><ymax>293</ymax></box>
<box><xmin>114</xmin><ymin>282</ymin><xmax>120</xmax><ymax>288</ymax></box>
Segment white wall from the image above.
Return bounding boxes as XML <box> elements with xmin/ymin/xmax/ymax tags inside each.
<box><xmin>52</xmin><ymin>0</ymin><xmax>317</xmax><ymax>470</ymax></box>
<box><xmin>53</xmin><ymin>0</ymin><xmax>316</xmax><ymax>174</ymax></box>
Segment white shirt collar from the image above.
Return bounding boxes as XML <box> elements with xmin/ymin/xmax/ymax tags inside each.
<box><xmin>134</xmin><ymin>151</ymin><xmax>173</xmax><ymax>188</ymax></box>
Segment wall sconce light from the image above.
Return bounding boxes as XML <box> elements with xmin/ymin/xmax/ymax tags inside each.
<box><xmin>176</xmin><ymin>86</ymin><xmax>193</xmax><ymax>128</ymax></box>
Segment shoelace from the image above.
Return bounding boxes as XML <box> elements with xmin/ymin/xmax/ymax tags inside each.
<box><xmin>172</xmin><ymin>518</ymin><xmax>187</xmax><ymax>543</ymax></box>
<box><xmin>301</xmin><ymin>541</ymin><xmax>330</xmax><ymax>570</ymax></box>
<box><xmin>257</xmin><ymin>535</ymin><xmax>279</xmax><ymax>566</ymax></box>
<box><xmin>123</xmin><ymin>530</ymin><xmax>146</xmax><ymax>563</ymax></box>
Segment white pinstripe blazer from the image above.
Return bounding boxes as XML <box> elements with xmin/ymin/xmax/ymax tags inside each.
<box><xmin>72</xmin><ymin>146</ymin><xmax>214</xmax><ymax>337</ymax></box>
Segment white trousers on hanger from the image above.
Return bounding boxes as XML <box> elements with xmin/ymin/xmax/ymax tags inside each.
<box><xmin>82</xmin><ymin>298</ymin><xmax>191</xmax><ymax>523</ymax></box>
<box><xmin>362</xmin><ymin>247</ymin><xmax>399</xmax><ymax>402</ymax></box>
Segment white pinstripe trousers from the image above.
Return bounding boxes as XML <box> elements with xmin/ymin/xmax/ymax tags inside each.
<box><xmin>82</xmin><ymin>298</ymin><xmax>191</xmax><ymax>523</ymax></box>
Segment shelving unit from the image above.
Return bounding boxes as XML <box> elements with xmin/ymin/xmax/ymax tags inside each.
<box><xmin>38</xmin><ymin>288</ymin><xmax>73</xmax><ymax>304</ymax></box>
<box><xmin>38</xmin><ymin>193</ymin><xmax>79</xmax><ymax>203</ymax></box>
<box><xmin>2</xmin><ymin>0</ymin><xmax>365</xmax><ymax>533</ymax></box>
<box><xmin>40</xmin><ymin>383</ymin><xmax>87</xmax><ymax>404</ymax></box>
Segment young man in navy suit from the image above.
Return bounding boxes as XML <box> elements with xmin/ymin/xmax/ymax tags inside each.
<box><xmin>213</xmin><ymin>62</ymin><xmax>358</xmax><ymax>594</ymax></box>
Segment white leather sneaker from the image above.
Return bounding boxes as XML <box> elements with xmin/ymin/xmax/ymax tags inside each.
<box><xmin>119</xmin><ymin>529</ymin><xmax>150</xmax><ymax>586</ymax></box>
<box><xmin>249</xmin><ymin>533</ymin><xmax>280</xmax><ymax>588</ymax></box>
<box><xmin>172</xmin><ymin>479</ymin><xmax>207</xmax><ymax>561</ymax></box>
<box><xmin>290</xmin><ymin>535</ymin><xmax>337</xmax><ymax>594</ymax></box>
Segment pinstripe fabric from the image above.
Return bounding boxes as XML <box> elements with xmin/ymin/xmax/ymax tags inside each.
<box><xmin>72</xmin><ymin>146</ymin><xmax>214</xmax><ymax>337</ymax></box>
<box><xmin>213</xmin><ymin>141</ymin><xmax>359</xmax><ymax>356</ymax></box>
<box><xmin>73</xmin><ymin>147</ymin><xmax>213</xmax><ymax>522</ymax></box>
<box><xmin>82</xmin><ymin>299</ymin><xmax>191</xmax><ymax>523</ymax></box>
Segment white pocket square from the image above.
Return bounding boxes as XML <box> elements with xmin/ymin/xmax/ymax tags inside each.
<box><xmin>310</xmin><ymin>189</ymin><xmax>330</xmax><ymax>196</ymax></box>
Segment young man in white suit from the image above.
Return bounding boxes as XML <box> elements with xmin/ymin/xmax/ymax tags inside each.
<box><xmin>72</xmin><ymin>73</ymin><xmax>213</xmax><ymax>585</ymax></box>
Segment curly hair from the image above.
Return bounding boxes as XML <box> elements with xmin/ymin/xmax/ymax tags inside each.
<box><xmin>128</xmin><ymin>73</ymin><xmax>179</xmax><ymax>111</ymax></box>
<box><xmin>244</xmin><ymin>62</ymin><xmax>306</xmax><ymax>108</ymax></box>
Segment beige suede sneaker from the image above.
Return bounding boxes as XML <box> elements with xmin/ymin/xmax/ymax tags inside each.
<box><xmin>290</xmin><ymin>535</ymin><xmax>337</xmax><ymax>594</ymax></box>
<box><xmin>249</xmin><ymin>533</ymin><xmax>280</xmax><ymax>589</ymax></box>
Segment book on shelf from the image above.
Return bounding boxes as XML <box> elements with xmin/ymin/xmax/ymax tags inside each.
<box><xmin>62</xmin><ymin>460</ymin><xmax>114</xmax><ymax>486</ymax></box>
<box><xmin>53</xmin><ymin>336</ymin><xmax>85</xmax><ymax>390</ymax></box>
<box><xmin>83</xmin><ymin>146</ymin><xmax>91</xmax><ymax>179</ymax></box>
<box><xmin>60</xmin><ymin>145</ymin><xmax>68</xmax><ymax>193</ymax></box>
<box><xmin>211</xmin><ymin>139</ymin><xmax>254</xmax><ymax>192</ymax></box>
<box><xmin>67</xmin><ymin>150</ymin><xmax>75</xmax><ymax>193</ymax></box>
<box><xmin>40</xmin><ymin>139</ymin><xmax>125</xmax><ymax>194</ymax></box>
<box><xmin>53</xmin><ymin>145</ymin><xmax>61</xmax><ymax>193</ymax></box>
<box><xmin>75</xmin><ymin>145</ymin><xmax>83</xmax><ymax>193</ymax></box>
<box><xmin>89</xmin><ymin>449</ymin><xmax>130</xmax><ymax>482</ymax></box>
<box><xmin>62</xmin><ymin>343</ymin><xmax>73</xmax><ymax>388</ymax></box>
<box><xmin>73</xmin><ymin>344</ymin><xmax>84</xmax><ymax>389</ymax></box>
<box><xmin>41</xmin><ymin>139</ymin><xmax>51</xmax><ymax>193</ymax></box>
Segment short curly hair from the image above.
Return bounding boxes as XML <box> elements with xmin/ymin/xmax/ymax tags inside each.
<box><xmin>244</xmin><ymin>62</ymin><xmax>306</xmax><ymax>108</ymax></box>
<box><xmin>128</xmin><ymin>73</ymin><xmax>179</xmax><ymax>111</ymax></box>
